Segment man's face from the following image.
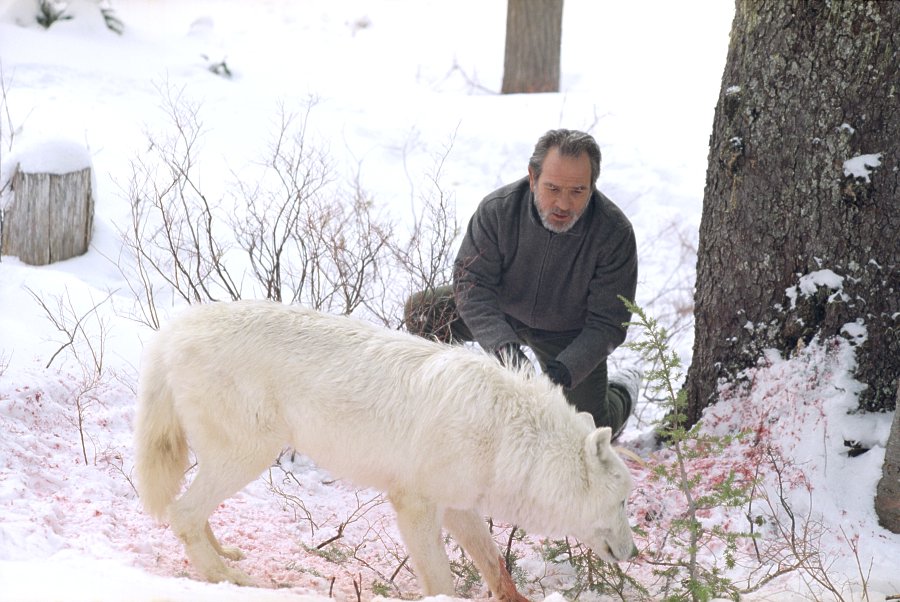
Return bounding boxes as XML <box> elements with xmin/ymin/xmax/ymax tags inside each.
<box><xmin>529</xmin><ymin>148</ymin><xmax>593</xmax><ymax>233</ymax></box>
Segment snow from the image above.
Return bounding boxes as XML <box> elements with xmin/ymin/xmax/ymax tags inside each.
<box><xmin>6</xmin><ymin>138</ymin><xmax>93</xmax><ymax>174</ymax></box>
<box><xmin>1</xmin><ymin>1</ymin><xmax>898</xmax><ymax>601</ymax></box>
<box><xmin>843</xmin><ymin>153</ymin><xmax>882</xmax><ymax>182</ymax></box>
<box><xmin>785</xmin><ymin>268</ymin><xmax>846</xmax><ymax>309</ymax></box>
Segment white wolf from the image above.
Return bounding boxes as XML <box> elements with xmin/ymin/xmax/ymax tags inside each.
<box><xmin>134</xmin><ymin>300</ymin><xmax>636</xmax><ymax>600</ymax></box>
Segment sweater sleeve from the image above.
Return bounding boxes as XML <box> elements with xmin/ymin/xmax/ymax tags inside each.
<box><xmin>452</xmin><ymin>202</ymin><xmax>521</xmax><ymax>352</ymax></box>
<box><xmin>556</xmin><ymin>226</ymin><xmax>637</xmax><ymax>386</ymax></box>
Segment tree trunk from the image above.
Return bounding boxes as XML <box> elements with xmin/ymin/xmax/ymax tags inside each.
<box><xmin>875</xmin><ymin>383</ymin><xmax>900</xmax><ymax>533</ymax></box>
<box><xmin>1</xmin><ymin>167</ymin><xmax>94</xmax><ymax>265</ymax></box>
<box><xmin>501</xmin><ymin>0</ymin><xmax>564</xmax><ymax>94</ymax></box>
<box><xmin>685</xmin><ymin>0</ymin><xmax>900</xmax><ymax>425</ymax></box>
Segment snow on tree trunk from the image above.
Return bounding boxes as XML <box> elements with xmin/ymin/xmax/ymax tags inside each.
<box><xmin>684</xmin><ymin>0</ymin><xmax>900</xmax><ymax>426</ymax></box>
<box><xmin>1</xmin><ymin>164</ymin><xmax>94</xmax><ymax>266</ymax></box>
<box><xmin>875</xmin><ymin>383</ymin><xmax>900</xmax><ymax>533</ymax></box>
<box><xmin>500</xmin><ymin>0</ymin><xmax>563</xmax><ymax>94</ymax></box>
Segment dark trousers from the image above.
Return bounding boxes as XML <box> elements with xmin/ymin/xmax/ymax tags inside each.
<box><xmin>404</xmin><ymin>285</ymin><xmax>630</xmax><ymax>433</ymax></box>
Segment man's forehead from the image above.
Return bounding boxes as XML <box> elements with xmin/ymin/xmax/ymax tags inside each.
<box><xmin>539</xmin><ymin>149</ymin><xmax>592</xmax><ymax>185</ymax></box>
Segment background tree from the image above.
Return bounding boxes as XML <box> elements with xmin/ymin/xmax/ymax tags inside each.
<box><xmin>501</xmin><ymin>0</ymin><xmax>564</xmax><ymax>94</ymax></box>
<box><xmin>685</xmin><ymin>0</ymin><xmax>899</xmax><ymax>425</ymax></box>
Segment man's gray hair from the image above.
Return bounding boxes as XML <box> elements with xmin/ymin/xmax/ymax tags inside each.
<box><xmin>528</xmin><ymin>129</ymin><xmax>602</xmax><ymax>186</ymax></box>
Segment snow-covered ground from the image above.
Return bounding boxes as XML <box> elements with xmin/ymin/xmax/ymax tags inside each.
<box><xmin>1</xmin><ymin>1</ymin><xmax>897</xmax><ymax>601</ymax></box>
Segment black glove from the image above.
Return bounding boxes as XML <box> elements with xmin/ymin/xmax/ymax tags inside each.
<box><xmin>544</xmin><ymin>359</ymin><xmax>572</xmax><ymax>388</ymax></box>
<box><xmin>494</xmin><ymin>342</ymin><xmax>531</xmax><ymax>370</ymax></box>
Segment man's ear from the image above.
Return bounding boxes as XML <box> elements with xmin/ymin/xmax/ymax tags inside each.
<box><xmin>528</xmin><ymin>166</ymin><xmax>536</xmax><ymax>191</ymax></box>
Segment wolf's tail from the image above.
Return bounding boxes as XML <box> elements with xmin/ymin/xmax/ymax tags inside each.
<box><xmin>133</xmin><ymin>352</ymin><xmax>188</xmax><ymax>522</ymax></box>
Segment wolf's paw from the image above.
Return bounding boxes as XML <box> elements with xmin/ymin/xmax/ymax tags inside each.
<box><xmin>206</xmin><ymin>565</ymin><xmax>256</xmax><ymax>587</ymax></box>
<box><xmin>226</xmin><ymin>568</ymin><xmax>256</xmax><ymax>587</ymax></box>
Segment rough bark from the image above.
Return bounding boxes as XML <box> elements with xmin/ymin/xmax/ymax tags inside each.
<box><xmin>685</xmin><ymin>0</ymin><xmax>900</xmax><ymax>425</ymax></box>
<box><xmin>1</xmin><ymin>167</ymin><xmax>94</xmax><ymax>265</ymax></box>
<box><xmin>875</xmin><ymin>383</ymin><xmax>900</xmax><ymax>533</ymax></box>
<box><xmin>501</xmin><ymin>0</ymin><xmax>564</xmax><ymax>94</ymax></box>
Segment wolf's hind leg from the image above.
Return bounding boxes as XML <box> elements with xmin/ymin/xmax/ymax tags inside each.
<box><xmin>443</xmin><ymin>508</ymin><xmax>528</xmax><ymax>602</ymax></box>
<box><xmin>389</xmin><ymin>492</ymin><xmax>454</xmax><ymax>596</ymax></box>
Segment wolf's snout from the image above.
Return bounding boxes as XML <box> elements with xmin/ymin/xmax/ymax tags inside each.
<box><xmin>604</xmin><ymin>536</ymin><xmax>638</xmax><ymax>562</ymax></box>
<box><xmin>612</xmin><ymin>541</ymin><xmax>637</xmax><ymax>562</ymax></box>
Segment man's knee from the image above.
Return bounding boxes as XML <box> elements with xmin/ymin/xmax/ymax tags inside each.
<box><xmin>404</xmin><ymin>291</ymin><xmax>429</xmax><ymax>337</ymax></box>
<box><xmin>403</xmin><ymin>286</ymin><xmax>459</xmax><ymax>342</ymax></box>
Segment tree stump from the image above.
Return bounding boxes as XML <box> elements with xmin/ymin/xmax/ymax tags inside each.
<box><xmin>875</xmin><ymin>382</ymin><xmax>900</xmax><ymax>533</ymax></box>
<box><xmin>1</xmin><ymin>165</ymin><xmax>94</xmax><ymax>265</ymax></box>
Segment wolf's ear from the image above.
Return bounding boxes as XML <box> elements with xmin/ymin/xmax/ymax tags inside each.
<box><xmin>576</xmin><ymin>412</ymin><xmax>596</xmax><ymax>430</ymax></box>
<box><xmin>585</xmin><ymin>426</ymin><xmax>613</xmax><ymax>461</ymax></box>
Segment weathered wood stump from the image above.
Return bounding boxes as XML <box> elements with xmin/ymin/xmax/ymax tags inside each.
<box><xmin>875</xmin><ymin>383</ymin><xmax>900</xmax><ymax>533</ymax></box>
<box><xmin>1</xmin><ymin>164</ymin><xmax>94</xmax><ymax>266</ymax></box>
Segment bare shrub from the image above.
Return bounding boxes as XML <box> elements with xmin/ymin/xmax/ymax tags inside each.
<box><xmin>229</xmin><ymin>100</ymin><xmax>332</xmax><ymax>304</ymax></box>
<box><xmin>228</xmin><ymin>100</ymin><xmax>395</xmax><ymax>315</ymax></box>
<box><xmin>267</xmin><ymin>453</ymin><xmax>412</xmax><ymax>597</ymax></box>
<box><xmin>27</xmin><ymin>286</ymin><xmax>114</xmax><ymax>464</ymax></box>
<box><xmin>740</xmin><ymin>445</ymin><xmax>873</xmax><ymax>601</ymax></box>
<box><xmin>1</xmin><ymin>62</ymin><xmax>17</xmax><ymax>251</ymax></box>
<box><xmin>116</xmin><ymin>86</ymin><xmax>402</xmax><ymax>325</ymax></box>
<box><xmin>0</xmin><ymin>61</ymin><xmax>15</xmax><ymax>162</ymax></box>
<box><xmin>27</xmin><ymin>286</ymin><xmax>112</xmax><ymax>374</ymax></box>
<box><xmin>384</xmin><ymin>134</ymin><xmax>460</xmax><ymax>330</ymax></box>
<box><xmin>118</xmin><ymin>83</ymin><xmax>242</xmax><ymax>318</ymax></box>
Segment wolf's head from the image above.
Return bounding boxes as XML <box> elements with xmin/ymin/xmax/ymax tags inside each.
<box><xmin>576</xmin><ymin>426</ymin><xmax>637</xmax><ymax>562</ymax></box>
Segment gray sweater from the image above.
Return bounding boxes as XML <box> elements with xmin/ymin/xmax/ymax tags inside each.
<box><xmin>453</xmin><ymin>177</ymin><xmax>637</xmax><ymax>387</ymax></box>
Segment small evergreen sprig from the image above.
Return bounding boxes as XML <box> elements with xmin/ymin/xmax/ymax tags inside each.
<box><xmin>621</xmin><ymin>297</ymin><xmax>755</xmax><ymax>602</ymax></box>
<box><xmin>540</xmin><ymin>537</ymin><xmax>649</xmax><ymax>599</ymax></box>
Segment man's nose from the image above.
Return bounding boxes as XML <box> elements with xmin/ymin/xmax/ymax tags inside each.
<box><xmin>559</xmin><ymin>194</ymin><xmax>578</xmax><ymax>211</ymax></box>
<box><xmin>556</xmin><ymin>195</ymin><xmax>573</xmax><ymax>210</ymax></box>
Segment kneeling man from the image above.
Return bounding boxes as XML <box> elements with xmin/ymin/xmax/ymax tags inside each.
<box><xmin>405</xmin><ymin>128</ymin><xmax>642</xmax><ymax>439</ymax></box>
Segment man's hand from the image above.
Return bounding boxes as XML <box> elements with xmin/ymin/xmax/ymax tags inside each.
<box><xmin>544</xmin><ymin>359</ymin><xmax>572</xmax><ymax>388</ymax></box>
<box><xmin>494</xmin><ymin>342</ymin><xmax>531</xmax><ymax>370</ymax></box>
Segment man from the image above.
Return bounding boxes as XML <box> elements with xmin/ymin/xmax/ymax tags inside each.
<box><xmin>405</xmin><ymin>129</ymin><xmax>640</xmax><ymax>438</ymax></box>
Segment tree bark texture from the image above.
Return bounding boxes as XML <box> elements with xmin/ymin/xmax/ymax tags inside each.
<box><xmin>1</xmin><ymin>167</ymin><xmax>94</xmax><ymax>265</ymax></box>
<box><xmin>501</xmin><ymin>0</ymin><xmax>563</xmax><ymax>94</ymax></box>
<box><xmin>685</xmin><ymin>0</ymin><xmax>899</xmax><ymax>425</ymax></box>
<box><xmin>875</xmin><ymin>383</ymin><xmax>900</xmax><ymax>533</ymax></box>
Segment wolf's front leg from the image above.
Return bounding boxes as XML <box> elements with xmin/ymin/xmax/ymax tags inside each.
<box><xmin>443</xmin><ymin>508</ymin><xmax>530</xmax><ymax>602</ymax></box>
<box><xmin>389</xmin><ymin>492</ymin><xmax>455</xmax><ymax>596</ymax></box>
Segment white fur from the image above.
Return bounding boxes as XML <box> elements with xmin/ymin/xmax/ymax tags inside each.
<box><xmin>133</xmin><ymin>300</ymin><xmax>635</xmax><ymax>599</ymax></box>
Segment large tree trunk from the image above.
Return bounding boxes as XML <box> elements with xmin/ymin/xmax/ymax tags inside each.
<box><xmin>1</xmin><ymin>167</ymin><xmax>94</xmax><ymax>265</ymax></box>
<box><xmin>501</xmin><ymin>0</ymin><xmax>564</xmax><ymax>94</ymax></box>
<box><xmin>685</xmin><ymin>0</ymin><xmax>899</xmax><ymax>425</ymax></box>
<box><xmin>875</xmin><ymin>383</ymin><xmax>900</xmax><ymax>533</ymax></box>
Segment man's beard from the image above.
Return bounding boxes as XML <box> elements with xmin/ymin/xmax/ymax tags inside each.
<box><xmin>535</xmin><ymin>197</ymin><xmax>585</xmax><ymax>234</ymax></box>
